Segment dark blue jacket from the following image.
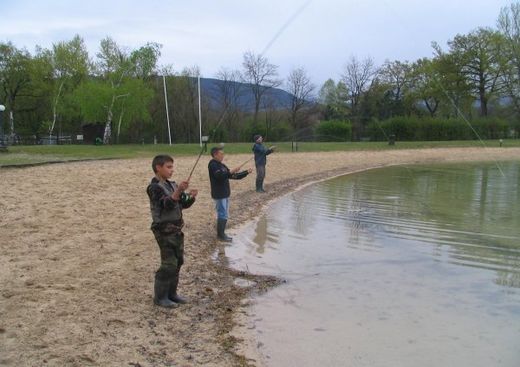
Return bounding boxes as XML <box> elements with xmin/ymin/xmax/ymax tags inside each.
<box><xmin>252</xmin><ymin>143</ymin><xmax>273</xmax><ymax>166</ymax></box>
<box><xmin>208</xmin><ymin>159</ymin><xmax>249</xmax><ymax>199</ymax></box>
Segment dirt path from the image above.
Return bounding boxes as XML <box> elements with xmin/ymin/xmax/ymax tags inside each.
<box><xmin>1</xmin><ymin>148</ymin><xmax>518</xmax><ymax>366</ymax></box>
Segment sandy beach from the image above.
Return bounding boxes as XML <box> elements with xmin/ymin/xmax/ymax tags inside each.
<box><xmin>1</xmin><ymin>147</ymin><xmax>519</xmax><ymax>367</ymax></box>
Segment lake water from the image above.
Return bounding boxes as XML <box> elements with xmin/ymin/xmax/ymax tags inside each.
<box><xmin>226</xmin><ymin>161</ymin><xmax>520</xmax><ymax>367</ymax></box>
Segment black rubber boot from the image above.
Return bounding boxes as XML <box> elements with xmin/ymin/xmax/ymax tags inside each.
<box><xmin>217</xmin><ymin>218</ymin><xmax>233</xmax><ymax>242</ymax></box>
<box><xmin>169</xmin><ymin>270</ymin><xmax>188</xmax><ymax>304</ymax></box>
<box><xmin>256</xmin><ymin>179</ymin><xmax>266</xmax><ymax>193</ymax></box>
<box><xmin>154</xmin><ymin>278</ymin><xmax>178</xmax><ymax>308</ymax></box>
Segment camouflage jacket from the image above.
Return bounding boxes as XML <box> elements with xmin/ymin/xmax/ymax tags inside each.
<box><xmin>146</xmin><ymin>177</ymin><xmax>195</xmax><ymax>234</ymax></box>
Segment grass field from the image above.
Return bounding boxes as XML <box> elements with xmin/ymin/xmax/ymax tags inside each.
<box><xmin>0</xmin><ymin>139</ymin><xmax>518</xmax><ymax>167</ymax></box>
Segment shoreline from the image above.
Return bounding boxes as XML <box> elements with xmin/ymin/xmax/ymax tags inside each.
<box><xmin>1</xmin><ymin>147</ymin><xmax>519</xmax><ymax>366</ymax></box>
<box><xmin>214</xmin><ymin>148</ymin><xmax>520</xmax><ymax>366</ymax></box>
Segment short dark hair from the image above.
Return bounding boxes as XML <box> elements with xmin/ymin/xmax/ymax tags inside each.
<box><xmin>152</xmin><ymin>154</ymin><xmax>174</xmax><ymax>173</ymax></box>
<box><xmin>210</xmin><ymin>147</ymin><xmax>223</xmax><ymax>157</ymax></box>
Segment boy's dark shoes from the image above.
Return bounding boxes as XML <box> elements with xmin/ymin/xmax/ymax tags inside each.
<box><xmin>217</xmin><ymin>219</ymin><xmax>233</xmax><ymax>242</ymax></box>
<box><xmin>154</xmin><ymin>279</ymin><xmax>179</xmax><ymax>308</ymax></box>
<box><xmin>170</xmin><ymin>294</ymin><xmax>188</xmax><ymax>304</ymax></box>
<box><xmin>154</xmin><ymin>298</ymin><xmax>179</xmax><ymax>308</ymax></box>
<box><xmin>218</xmin><ymin>235</ymin><xmax>233</xmax><ymax>242</ymax></box>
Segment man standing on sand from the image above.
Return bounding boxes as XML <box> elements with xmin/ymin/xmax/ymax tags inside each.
<box><xmin>252</xmin><ymin>135</ymin><xmax>275</xmax><ymax>193</ymax></box>
<box><xmin>208</xmin><ymin>146</ymin><xmax>252</xmax><ymax>242</ymax></box>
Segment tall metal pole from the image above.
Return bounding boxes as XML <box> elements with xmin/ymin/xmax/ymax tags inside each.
<box><xmin>198</xmin><ymin>75</ymin><xmax>202</xmax><ymax>147</ymax></box>
<box><xmin>0</xmin><ymin>104</ymin><xmax>6</xmax><ymax>151</ymax></box>
<box><xmin>163</xmin><ymin>75</ymin><xmax>172</xmax><ymax>145</ymax></box>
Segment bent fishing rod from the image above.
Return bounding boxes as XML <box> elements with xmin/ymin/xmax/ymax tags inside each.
<box><xmin>236</xmin><ymin>144</ymin><xmax>277</xmax><ymax>170</ymax></box>
<box><xmin>185</xmin><ymin>0</ymin><xmax>310</xmax><ymax>181</ymax></box>
<box><xmin>186</xmin><ymin>109</ymin><xmax>228</xmax><ymax>181</ymax></box>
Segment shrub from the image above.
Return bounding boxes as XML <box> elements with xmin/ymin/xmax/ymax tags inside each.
<box><xmin>315</xmin><ymin>120</ymin><xmax>352</xmax><ymax>141</ymax></box>
<box><xmin>367</xmin><ymin>116</ymin><xmax>509</xmax><ymax>141</ymax></box>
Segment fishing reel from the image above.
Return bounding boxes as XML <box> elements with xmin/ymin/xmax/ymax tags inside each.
<box><xmin>180</xmin><ymin>192</ymin><xmax>194</xmax><ymax>206</ymax></box>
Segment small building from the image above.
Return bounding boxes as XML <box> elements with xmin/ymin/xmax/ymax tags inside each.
<box><xmin>82</xmin><ymin>123</ymin><xmax>104</xmax><ymax>145</ymax></box>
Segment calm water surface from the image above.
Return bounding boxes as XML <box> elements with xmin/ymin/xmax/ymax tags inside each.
<box><xmin>227</xmin><ymin>161</ymin><xmax>520</xmax><ymax>367</ymax></box>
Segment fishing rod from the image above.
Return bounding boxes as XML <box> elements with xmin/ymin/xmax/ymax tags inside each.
<box><xmin>185</xmin><ymin>0</ymin><xmax>311</xmax><ymax>181</ymax></box>
<box><xmin>186</xmin><ymin>109</ymin><xmax>228</xmax><ymax>181</ymax></box>
<box><xmin>235</xmin><ymin>145</ymin><xmax>277</xmax><ymax>171</ymax></box>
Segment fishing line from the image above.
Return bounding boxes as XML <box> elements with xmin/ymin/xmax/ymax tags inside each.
<box><xmin>378</xmin><ymin>0</ymin><xmax>507</xmax><ymax>178</ymax></box>
<box><xmin>433</xmin><ymin>76</ymin><xmax>506</xmax><ymax>177</ymax></box>
<box><xmin>260</xmin><ymin>0</ymin><xmax>312</xmax><ymax>57</ymax></box>
<box><xmin>186</xmin><ymin>109</ymin><xmax>229</xmax><ymax>181</ymax></box>
<box><xmin>186</xmin><ymin>0</ymin><xmax>312</xmax><ymax>181</ymax></box>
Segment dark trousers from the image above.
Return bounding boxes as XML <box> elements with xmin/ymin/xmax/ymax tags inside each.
<box><xmin>152</xmin><ymin>231</ymin><xmax>184</xmax><ymax>283</ymax></box>
<box><xmin>255</xmin><ymin>164</ymin><xmax>266</xmax><ymax>190</ymax></box>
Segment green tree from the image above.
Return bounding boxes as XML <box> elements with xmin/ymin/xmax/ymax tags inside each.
<box><xmin>131</xmin><ymin>42</ymin><xmax>162</xmax><ymax>81</ymax></box>
<box><xmin>318</xmin><ymin>79</ymin><xmax>348</xmax><ymax>120</ymax></box>
<box><xmin>408</xmin><ymin>58</ymin><xmax>444</xmax><ymax>117</ymax></box>
<box><xmin>377</xmin><ymin>60</ymin><xmax>413</xmax><ymax>117</ymax></box>
<box><xmin>498</xmin><ymin>2</ymin><xmax>520</xmax><ymax>119</ymax></box>
<box><xmin>442</xmin><ymin>28</ymin><xmax>508</xmax><ymax>116</ymax></box>
<box><xmin>92</xmin><ymin>37</ymin><xmax>160</xmax><ymax>143</ymax></box>
<box><xmin>46</xmin><ymin>35</ymin><xmax>91</xmax><ymax>138</ymax></box>
<box><xmin>431</xmin><ymin>43</ymin><xmax>474</xmax><ymax>118</ymax></box>
<box><xmin>0</xmin><ymin>42</ymin><xmax>33</xmax><ymax>139</ymax></box>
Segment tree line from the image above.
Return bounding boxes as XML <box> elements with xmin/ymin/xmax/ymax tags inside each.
<box><xmin>1</xmin><ymin>2</ymin><xmax>520</xmax><ymax>144</ymax></box>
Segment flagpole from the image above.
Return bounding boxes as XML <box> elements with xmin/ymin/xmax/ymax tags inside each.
<box><xmin>163</xmin><ymin>75</ymin><xmax>172</xmax><ymax>145</ymax></box>
<box><xmin>198</xmin><ymin>75</ymin><xmax>202</xmax><ymax>147</ymax></box>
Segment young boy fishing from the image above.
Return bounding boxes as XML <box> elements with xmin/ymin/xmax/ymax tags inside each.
<box><xmin>208</xmin><ymin>146</ymin><xmax>252</xmax><ymax>242</ymax></box>
<box><xmin>252</xmin><ymin>135</ymin><xmax>276</xmax><ymax>193</ymax></box>
<box><xmin>147</xmin><ymin>154</ymin><xmax>198</xmax><ymax>308</ymax></box>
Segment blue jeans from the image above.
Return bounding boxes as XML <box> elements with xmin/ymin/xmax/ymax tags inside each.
<box><xmin>255</xmin><ymin>164</ymin><xmax>266</xmax><ymax>190</ymax></box>
<box><xmin>214</xmin><ymin>197</ymin><xmax>229</xmax><ymax>220</ymax></box>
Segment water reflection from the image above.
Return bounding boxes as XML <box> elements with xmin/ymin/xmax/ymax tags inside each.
<box><xmin>228</xmin><ymin>161</ymin><xmax>520</xmax><ymax>367</ymax></box>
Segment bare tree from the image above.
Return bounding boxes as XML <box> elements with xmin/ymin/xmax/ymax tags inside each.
<box><xmin>262</xmin><ymin>93</ymin><xmax>285</xmax><ymax>141</ymax></box>
<box><xmin>242</xmin><ymin>51</ymin><xmax>281</xmax><ymax>124</ymax></box>
<box><xmin>214</xmin><ymin>67</ymin><xmax>244</xmax><ymax>141</ymax></box>
<box><xmin>175</xmin><ymin>66</ymin><xmax>202</xmax><ymax>143</ymax></box>
<box><xmin>286</xmin><ymin>67</ymin><xmax>315</xmax><ymax>130</ymax></box>
<box><xmin>341</xmin><ymin>56</ymin><xmax>376</xmax><ymax>139</ymax></box>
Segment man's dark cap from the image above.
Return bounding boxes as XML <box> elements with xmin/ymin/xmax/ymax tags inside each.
<box><xmin>210</xmin><ymin>146</ymin><xmax>223</xmax><ymax>157</ymax></box>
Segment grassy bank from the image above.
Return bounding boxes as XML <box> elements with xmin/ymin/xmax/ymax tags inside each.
<box><xmin>1</xmin><ymin>139</ymin><xmax>517</xmax><ymax>167</ymax></box>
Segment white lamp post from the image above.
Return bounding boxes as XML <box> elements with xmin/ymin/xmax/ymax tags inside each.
<box><xmin>0</xmin><ymin>104</ymin><xmax>6</xmax><ymax>151</ymax></box>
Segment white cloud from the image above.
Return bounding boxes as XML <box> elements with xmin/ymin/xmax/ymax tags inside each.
<box><xmin>0</xmin><ymin>0</ymin><xmax>512</xmax><ymax>86</ymax></box>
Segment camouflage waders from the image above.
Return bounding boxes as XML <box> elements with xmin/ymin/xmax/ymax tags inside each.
<box><xmin>153</xmin><ymin>230</ymin><xmax>185</xmax><ymax>307</ymax></box>
<box><xmin>147</xmin><ymin>177</ymin><xmax>195</xmax><ymax>307</ymax></box>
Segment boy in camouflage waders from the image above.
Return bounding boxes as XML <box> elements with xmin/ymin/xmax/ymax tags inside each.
<box><xmin>147</xmin><ymin>155</ymin><xmax>198</xmax><ymax>308</ymax></box>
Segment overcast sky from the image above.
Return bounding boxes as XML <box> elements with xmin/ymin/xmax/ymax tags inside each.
<box><xmin>0</xmin><ymin>0</ymin><xmax>513</xmax><ymax>88</ymax></box>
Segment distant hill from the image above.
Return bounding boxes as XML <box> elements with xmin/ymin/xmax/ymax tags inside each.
<box><xmin>192</xmin><ymin>77</ymin><xmax>295</xmax><ymax>112</ymax></box>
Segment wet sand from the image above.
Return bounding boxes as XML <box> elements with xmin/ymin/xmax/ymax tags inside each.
<box><xmin>1</xmin><ymin>147</ymin><xmax>519</xmax><ymax>366</ymax></box>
